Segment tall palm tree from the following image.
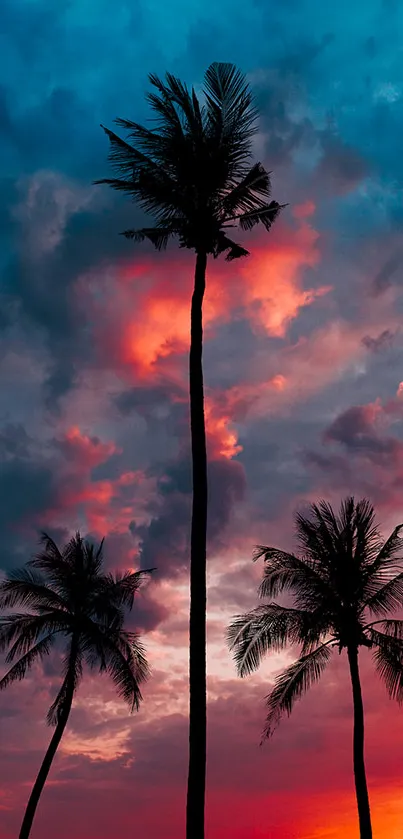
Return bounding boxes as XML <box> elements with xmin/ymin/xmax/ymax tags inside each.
<box><xmin>95</xmin><ymin>62</ymin><xmax>284</xmax><ymax>839</ymax></box>
<box><xmin>0</xmin><ymin>532</ymin><xmax>153</xmax><ymax>839</ymax></box>
<box><xmin>227</xmin><ymin>497</ymin><xmax>403</xmax><ymax>839</ymax></box>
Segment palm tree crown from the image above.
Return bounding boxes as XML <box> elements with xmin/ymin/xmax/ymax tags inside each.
<box><xmin>94</xmin><ymin>62</ymin><xmax>284</xmax><ymax>260</ymax></box>
<box><xmin>0</xmin><ymin>532</ymin><xmax>153</xmax><ymax>720</ymax></box>
<box><xmin>228</xmin><ymin>497</ymin><xmax>403</xmax><ymax>740</ymax></box>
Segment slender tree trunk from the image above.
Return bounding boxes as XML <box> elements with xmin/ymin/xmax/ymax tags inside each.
<box><xmin>347</xmin><ymin>645</ymin><xmax>372</xmax><ymax>839</ymax></box>
<box><xmin>19</xmin><ymin>701</ymin><xmax>73</xmax><ymax>839</ymax></box>
<box><xmin>186</xmin><ymin>249</ymin><xmax>208</xmax><ymax>839</ymax></box>
<box><xmin>19</xmin><ymin>647</ymin><xmax>77</xmax><ymax>839</ymax></box>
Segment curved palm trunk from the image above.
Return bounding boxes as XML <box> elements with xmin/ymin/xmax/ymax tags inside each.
<box><xmin>347</xmin><ymin>645</ymin><xmax>372</xmax><ymax>839</ymax></box>
<box><xmin>186</xmin><ymin>249</ymin><xmax>208</xmax><ymax>839</ymax></box>
<box><xmin>19</xmin><ymin>655</ymin><xmax>77</xmax><ymax>839</ymax></box>
<box><xmin>19</xmin><ymin>705</ymin><xmax>72</xmax><ymax>839</ymax></box>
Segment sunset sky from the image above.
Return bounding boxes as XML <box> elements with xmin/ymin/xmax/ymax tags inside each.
<box><xmin>2</xmin><ymin>1</ymin><xmax>403</xmax><ymax>837</ymax></box>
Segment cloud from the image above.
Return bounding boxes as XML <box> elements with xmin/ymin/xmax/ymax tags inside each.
<box><xmin>373</xmin><ymin>249</ymin><xmax>403</xmax><ymax>294</ymax></box>
<box><xmin>314</xmin><ymin>134</ymin><xmax>371</xmax><ymax>195</ymax></box>
<box><xmin>12</xmin><ymin>170</ymin><xmax>98</xmax><ymax>258</ymax></box>
<box><xmin>362</xmin><ymin>328</ymin><xmax>396</xmax><ymax>352</ymax></box>
<box><xmin>323</xmin><ymin>402</ymin><xmax>397</xmax><ymax>455</ymax></box>
<box><xmin>3</xmin><ymin>1</ymin><xmax>403</xmax><ymax>837</ymax></box>
<box><xmin>302</xmin><ymin>387</ymin><xmax>403</xmax><ymax>521</ymax></box>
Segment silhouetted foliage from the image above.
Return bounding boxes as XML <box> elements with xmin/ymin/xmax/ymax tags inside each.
<box><xmin>0</xmin><ymin>532</ymin><xmax>154</xmax><ymax>839</ymax></box>
<box><xmin>228</xmin><ymin>497</ymin><xmax>403</xmax><ymax>839</ymax></box>
<box><xmin>94</xmin><ymin>63</ymin><xmax>284</xmax><ymax>259</ymax></box>
<box><xmin>96</xmin><ymin>61</ymin><xmax>284</xmax><ymax>839</ymax></box>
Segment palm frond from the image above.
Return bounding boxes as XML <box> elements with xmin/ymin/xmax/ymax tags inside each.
<box><xmin>222</xmin><ymin>162</ymin><xmax>272</xmax><ymax>216</ymax></box>
<box><xmin>164</xmin><ymin>73</ymin><xmax>204</xmax><ymax>136</ymax></box>
<box><xmin>364</xmin><ymin>571</ymin><xmax>403</xmax><ymax>616</ymax></box>
<box><xmin>227</xmin><ymin>604</ymin><xmax>320</xmax><ymax>677</ymax></box>
<box><xmin>0</xmin><ymin>568</ymin><xmax>68</xmax><ymax>611</ymax></box>
<box><xmin>254</xmin><ymin>546</ymin><xmax>331</xmax><ymax>609</ymax></box>
<box><xmin>104</xmin><ymin>631</ymin><xmax>149</xmax><ymax>711</ymax></box>
<box><xmin>0</xmin><ymin>634</ymin><xmax>55</xmax><ymax>691</ymax></box>
<box><xmin>77</xmin><ymin>615</ymin><xmax>149</xmax><ymax>710</ymax></box>
<box><xmin>370</xmin><ymin>628</ymin><xmax>403</xmax><ymax>701</ymax></box>
<box><xmin>204</xmin><ymin>62</ymin><xmax>258</xmax><ymax>144</ymax></box>
<box><xmin>214</xmin><ymin>233</ymin><xmax>249</xmax><ymax>260</ymax></box>
<box><xmin>261</xmin><ymin>643</ymin><xmax>333</xmax><ymax>741</ymax></box>
<box><xmin>103</xmin><ymin>568</ymin><xmax>156</xmax><ymax>611</ymax></box>
<box><xmin>95</xmin><ymin>126</ymin><xmax>186</xmax><ymax>218</ymax></box>
<box><xmin>87</xmin><ymin>568</ymin><xmax>155</xmax><ymax>629</ymax></box>
<box><xmin>366</xmin><ymin>619</ymin><xmax>403</xmax><ymax>640</ymax></box>
<box><xmin>370</xmin><ymin>524</ymin><xmax>403</xmax><ymax>567</ymax></box>
<box><xmin>92</xmin><ymin>177</ymin><xmax>139</xmax><ymax>196</ymax></box>
<box><xmin>361</xmin><ymin>525</ymin><xmax>403</xmax><ymax>602</ymax></box>
<box><xmin>295</xmin><ymin>505</ymin><xmax>338</xmax><ymax>566</ymax></box>
<box><xmin>97</xmin><ymin>124</ymin><xmax>169</xmax><ymax>180</ymax></box>
<box><xmin>147</xmin><ymin>73</ymin><xmax>187</xmax><ymax>137</ymax></box>
<box><xmin>113</xmin><ymin>119</ymin><xmax>167</xmax><ymax>160</ymax></box>
<box><xmin>121</xmin><ymin>226</ymin><xmax>177</xmax><ymax>250</ymax></box>
<box><xmin>352</xmin><ymin>498</ymin><xmax>384</xmax><ymax>567</ymax></box>
<box><xmin>36</xmin><ymin>532</ymin><xmax>63</xmax><ymax>563</ymax></box>
<box><xmin>29</xmin><ymin>533</ymin><xmax>73</xmax><ymax>596</ymax></box>
<box><xmin>237</xmin><ymin>201</ymin><xmax>283</xmax><ymax>232</ymax></box>
<box><xmin>0</xmin><ymin>613</ymin><xmax>67</xmax><ymax>661</ymax></box>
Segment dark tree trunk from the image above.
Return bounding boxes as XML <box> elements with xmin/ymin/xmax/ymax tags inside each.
<box><xmin>347</xmin><ymin>645</ymin><xmax>372</xmax><ymax>839</ymax></box>
<box><xmin>186</xmin><ymin>249</ymin><xmax>208</xmax><ymax>839</ymax></box>
<box><xmin>19</xmin><ymin>655</ymin><xmax>77</xmax><ymax>839</ymax></box>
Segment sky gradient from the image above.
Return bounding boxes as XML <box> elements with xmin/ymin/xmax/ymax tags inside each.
<box><xmin>1</xmin><ymin>0</ymin><xmax>403</xmax><ymax>836</ymax></box>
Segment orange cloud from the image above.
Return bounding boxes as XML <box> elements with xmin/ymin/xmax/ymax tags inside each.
<box><xmin>238</xmin><ymin>209</ymin><xmax>330</xmax><ymax>337</ymax></box>
<box><xmin>82</xmin><ymin>211</ymin><xmax>328</xmax><ymax>381</ymax></box>
<box><xmin>204</xmin><ymin>397</ymin><xmax>243</xmax><ymax>459</ymax></box>
<box><xmin>63</xmin><ymin>426</ymin><xmax>118</xmax><ymax>468</ymax></box>
<box><xmin>38</xmin><ymin>428</ymin><xmax>155</xmax><ymax>537</ymax></box>
<box><xmin>293</xmin><ymin>200</ymin><xmax>316</xmax><ymax>219</ymax></box>
<box><xmin>123</xmin><ymin>293</ymin><xmax>191</xmax><ymax>371</ymax></box>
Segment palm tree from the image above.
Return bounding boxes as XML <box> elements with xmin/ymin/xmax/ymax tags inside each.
<box><xmin>0</xmin><ymin>532</ymin><xmax>154</xmax><ymax>839</ymax></box>
<box><xmin>227</xmin><ymin>497</ymin><xmax>403</xmax><ymax>839</ymax></box>
<box><xmin>95</xmin><ymin>62</ymin><xmax>284</xmax><ymax>839</ymax></box>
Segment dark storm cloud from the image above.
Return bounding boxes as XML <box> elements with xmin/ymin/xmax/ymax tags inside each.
<box><xmin>130</xmin><ymin>451</ymin><xmax>245</xmax><ymax>576</ymax></box>
<box><xmin>1</xmin><ymin>173</ymin><xmax>147</xmax><ymax>403</ymax></box>
<box><xmin>0</xmin><ymin>460</ymin><xmax>54</xmax><ymax>525</ymax></box>
<box><xmin>373</xmin><ymin>250</ymin><xmax>403</xmax><ymax>294</ymax></box>
<box><xmin>130</xmin><ymin>491</ymin><xmax>190</xmax><ymax>576</ymax></box>
<box><xmin>0</xmin><ymin>423</ymin><xmax>32</xmax><ymax>458</ymax></box>
<box><xmin>114</xmin><ymin>382</ymin><xmax>186</xmax><ymax>420</ymax></box>
<box><xmin>323</xmin><ymin>405</ymin><xmax>398</xmax><ymax>456</ymax></box>
<box><xmin>0</xmin><ymin>456</ymin><xmax>55</xmax><ymax>568</ymax></box>
<box><xmin>301</xmin><ymin>394</ymin><xmax>403</xmax><ymax>512</ymax></box>
<box><xmin>129</xmin><ymin>454</ymin><xmax>192</xmax><ymax>576</ymax></box>
<box><xmin>362</xmin><ymin>329</ymin><xmax>396</xmax><ymax>352</ymax></box>
<box><xmin>315</xmin><ymin>133</ymin><xmax>371</xmax><ymax>193</ymax></box>
<box><xmin>208</xmin><ymin>459</ymin><xmax>245</xmax><ymax>544</ymax></box>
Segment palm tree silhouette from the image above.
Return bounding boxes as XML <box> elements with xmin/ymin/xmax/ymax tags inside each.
<box><xmin>227</xmin><ymin>497</ymin><xmax>403</xmax><ymax>839</ymax></box>
<box><xmin>0</xmin><ymin>532</ymin><xmax>154</xmax><ymax>839</ymax></box>
<box><xmin>95</xmin><ymin>62</ymin><xmax>284</xmax><ymax>839</ymax></box>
